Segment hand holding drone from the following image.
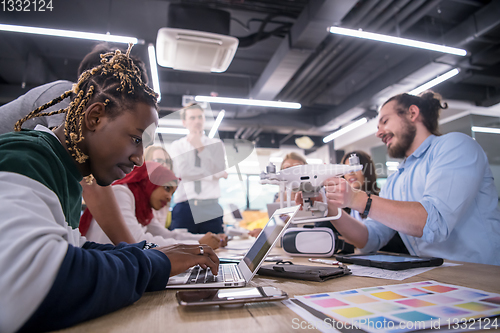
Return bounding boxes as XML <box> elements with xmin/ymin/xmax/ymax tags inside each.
<box><xmin>260</xmin><ymin>154</ymin><xmax>362</xmax><ymax>223</ymax></box>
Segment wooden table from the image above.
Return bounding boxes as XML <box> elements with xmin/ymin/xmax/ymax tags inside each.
<box><xmin>54</xmin><ymin>245</ymin><xmax>500</xmax><ymax>333</ymax></box>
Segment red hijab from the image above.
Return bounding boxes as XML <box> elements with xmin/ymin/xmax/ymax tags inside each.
<box><xmin>79</xmin><ymin>161</ymin><xmax>177</xmax><ymax>236</ymax></box>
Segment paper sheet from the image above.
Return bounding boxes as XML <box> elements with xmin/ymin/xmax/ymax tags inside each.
<box><xmin>347</xmin><ymin>262</ymin><xmax>461</xmax><ymax>281</ymax></box>
<box><xmin>288</xmin><ymin>280</ymin><xmax>500</xmax><ymax>333</ymax></box>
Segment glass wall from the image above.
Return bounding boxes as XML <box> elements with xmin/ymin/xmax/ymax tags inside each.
<box><xmin>219</xmin><ymin>173</ymin><xmax>277</xmax><ymax>212</ymax></box>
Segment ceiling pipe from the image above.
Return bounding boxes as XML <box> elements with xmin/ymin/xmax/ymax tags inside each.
<box><xmin>240</xmin><ymin>127</ymin><xmax>257</xmax><ymax>140</ymax></box>
<box><xmin>278</xmin><ymin>0</ymin><xmax>383</xmax><ymax>101</ymax></box>
<box><xmin>290</xmin><ymin>0</ymin><xmax>399</xmax><ymax>101</ymax></box>
<box><xmin>295</xmin><ymin>0</ymin><xmax>438</xmax><ymax>103</ymax></box>
<box><xmin>251</xmin><ymin>128</ymin><xmax>264</xmax><ymax>140</ymax></box>
<box><xmin>279</xmin><ymin>130</ymin><xmax>296</xmax><ymax>145</ymax></box>
<box><xmin>398</xmin><ymin>0</ymin><xmax>443</xmax><ymax>32</ymax></box>
<box><xmin>280</xmin><ymin>0</ymin><xmax>400</xmax><ymax>101</ymax></box>
<box><xmin>234</xmin><ymin>127</ymin><xmax>245</xmax><ymax>139</ymax></box>
<box><xmin>302</xmin><ymin>0</ymin><xmax>432</xmax><ymax>103</ymax></box>
<box><xmin>317</xmin><ymin>0</ymin><xmax>500</xmax><ymax>129</ymax></box>
<box><xmin>249</xmin><ymin>0</ymin><xmax>357</xmax><ymax>101</ymax></box>
<box><xmin>281</xmin><ymin>0</ymin><xmax>443</xmax><ymax>103</ymax></box>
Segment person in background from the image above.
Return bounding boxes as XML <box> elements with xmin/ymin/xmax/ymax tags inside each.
<box><xmin>247</xmin><ymin>152</ymin><xmax>308</xmax><ymax>238</ymax></box>
<box><xmin>0</xmin><ymin>43</ymin><xmax>143</xmax><ymax>245</ymax></box>
<box><xmin>145</xmin><ymin>145</ymin><xmax>173</xmax><ymax>170</ymax></box>
<box><xmin>144</xmin><ymin>145</ymin><xmax>227</xmax><ymax>245</ymax></box>
<box><xmin>317</xmin><ymin>150</ymin><xmax>408</xmax><ymax>254</ymax></box>
<box><xmin>80</xmin><ymin>162</ymin><xmax>227</xmax><ymax>249</ymax></box>
<box><xmin>310</xmin><ymin>90</ymin><xmax>500</xmax><ymax>265</ymax></box>
<box><xmin>0</xmin><ymin>45</ymin><xmax>219</xmax><ymax>333</ymax></box>
<box><xmin>169</xmin><ymin>104</ymin><xmax>228</xmax><ymax>234</ymax></box>
<box><xmin>281</xmin><ymin>152</ymin><xmax>307</xmax><ymax>170</ymax></box>
<box><xmin>274</xmin><ymin>152</ymin><xmax>308</xmax><ymax>203</ymax></box>
<box><xmin>341</xmin><ymin>151</ymin><xmax>380</xmax><ymax>206</ymax></box>
<box><xmin>145</xmin><ymin>145</ymin><xmax>175</xmax><ymax>228</ymax></box>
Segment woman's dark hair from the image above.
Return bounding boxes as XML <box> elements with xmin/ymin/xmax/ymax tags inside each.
<box><xmin>382</xmin><ymin>90</ymin><xmax>448</xmax><ymax>136</ymax></box>
<box><xmin>341</xmin><ymin>150</ymin><xmax>380</xmax><ymax>195</ymax></box>
<box><xmin>15</xmin><ymin>44</ymin><xmax>158</xmax><ymax>164</ymax></box>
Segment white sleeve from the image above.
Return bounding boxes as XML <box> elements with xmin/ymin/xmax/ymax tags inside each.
<box><xmin>145</xmin><ymin>219</ymin><xmax>203</xmax><ymax>242</ymax></box>
<box><xmin>170</xmin><ymin>138</ymin><xmax>226</xmax><ymax>181</ymax></box>
<box><xmin>0</xmin><ymin>172</ymin><xmax>85</xmax><ymax>333</ymax></box>
<box><xmin>112</xmin><ymin>185</ymin><xmax>198</xmax><ymax>246</ymax></box>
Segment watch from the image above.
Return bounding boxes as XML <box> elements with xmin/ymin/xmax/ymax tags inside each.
<box><xmin>362</xmin><ymin>193</ymin><xmax>372</xmax><ymax>218</ymax></box>
<box><xmin>143</xmin><ymin>242</ymin><xmax>159</xmax><ymax>250</ymax></box>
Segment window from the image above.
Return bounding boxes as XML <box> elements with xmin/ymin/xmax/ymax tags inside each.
<box><xmin>219</xmin><ymin>173</ymin><xmax>277</xmax><ymax>212</ymax></box>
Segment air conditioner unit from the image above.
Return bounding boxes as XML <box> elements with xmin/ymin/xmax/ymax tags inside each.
<box><xmin>156</xmin><ymin>28</ymin><xmax>238</xmax><ymax>73</ymax></box>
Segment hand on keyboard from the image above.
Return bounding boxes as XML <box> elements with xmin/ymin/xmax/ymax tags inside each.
<box><xmin>187</xmin><ymin>265</ymin><xmax>235</xmax><ymax>284</ymax></box>
<box><xmin>154</xmin><ymin>244</ymin><xmax>220</xmax><ymax>276</ymax></box>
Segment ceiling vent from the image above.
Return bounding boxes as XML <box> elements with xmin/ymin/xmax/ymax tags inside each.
<box><xmin>156</xmin><ymin>4</ymin><xmax>238</xmax><ymax>73</ymax></box>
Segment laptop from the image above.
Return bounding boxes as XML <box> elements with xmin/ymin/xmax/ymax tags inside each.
<box><xmin>166</xmin><ymin>205</ymin><xmax>301</xmax><ymax>289</ymax></box>
<box><xmin>267</xmin><ymin>202</ymin><xmax>313</xmax><ymax>220</ymax></box>
<box><xmin>229</xmin><ymin>203</ymin><xmax>244</xmax><ymax>222</ymax></box>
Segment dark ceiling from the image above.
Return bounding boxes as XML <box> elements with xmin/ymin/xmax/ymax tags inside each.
<box><xmin>1</xmin><ymin>0</ymin><xmax>499</xmax><ymax>150</ymax></box>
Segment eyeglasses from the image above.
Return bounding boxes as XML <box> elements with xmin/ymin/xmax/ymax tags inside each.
<box><xmin>153</xmin><ymin>158</ymin><xmax>172</xmax><ymax>168</ymax></box>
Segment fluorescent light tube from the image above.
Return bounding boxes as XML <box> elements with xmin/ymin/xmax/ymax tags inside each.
<box><xmin>329</xmin><ymin>26</ymin><xmax>466</xmax><ymax>56</ymax></box>
<box><xmin>195</xmin><ymin>96</ymin><xmax>301</xmax><ymax>109</ymax></box>
<box><xmin>147</xmin><ymin>44</ymin><xmax>161</xmax><ymax>102</ymax></box>
<box><xmin>409</xmin><ymin>68</ymin><xmax>460</xmax><ymax>95</ymax></box>
<box><xmin>156</xmin><ymin>127</ymin><xmax>189</xmax><ymax>135</ymax></box>
<box><xmin>208</xmin><ymin>110</ymin><xmax>225</xmax><ymax>138</ymax></box>
<box><xmin>323</xmin><ymin>118</ymin><xmax>367</xmax><ymax>143</ymax></box>
<box><xmin>0</xmin><ymin>23</ymin><xmax>141</xmax><ymax>44</ymax></box>
<box><xmin>471</xmin><ymin>126</ymin><xmax>500</xmax><ymax>134</ymax></box>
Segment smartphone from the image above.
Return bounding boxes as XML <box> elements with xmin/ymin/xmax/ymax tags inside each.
<box><xmin>308</xmin><ymin>258</ymin><xmax>339</xmax><ymax>265</ymax></box>
<box><xmin>176</xmin><ymin>286</ymin><xmax>288</xmax><ymax>307</ymax></box>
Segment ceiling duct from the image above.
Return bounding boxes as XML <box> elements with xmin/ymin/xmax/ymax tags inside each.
<box><xmin>156</xmin><ymin>4</ymin><xmax>239</xmax><ymax>73</ymax></box>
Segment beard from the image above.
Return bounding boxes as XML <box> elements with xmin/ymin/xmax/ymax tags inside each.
<box><xmin>388</xmin><ymin>118</ymin><xmax>416</xmax><ymax>158</ymax></box>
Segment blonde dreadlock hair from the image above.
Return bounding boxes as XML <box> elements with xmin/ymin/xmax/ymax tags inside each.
<box><xmin>14</xmin><ymin>43</ymin><xmax>158</xmax><ymax>165</ymax></box>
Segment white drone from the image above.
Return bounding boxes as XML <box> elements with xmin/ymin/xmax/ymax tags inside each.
<box><xmin>260</xmin><ymin>154</ymin><xmax>362</xmax><ymax>223</ymax></box>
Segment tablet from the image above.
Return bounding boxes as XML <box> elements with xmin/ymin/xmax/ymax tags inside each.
<box><xmin>334</xmin><ymin>252</ymin><xmax>444</xmax><ymax>270</ymax></box>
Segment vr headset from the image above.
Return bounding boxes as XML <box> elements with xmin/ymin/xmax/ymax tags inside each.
<box><xmin>282</xmin><ymin>227</ymin><xmax>354</xmax><ymax>257</ymax></box>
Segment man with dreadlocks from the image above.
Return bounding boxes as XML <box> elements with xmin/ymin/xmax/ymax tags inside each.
<box><xmin>0</xmin><ymin>43</ymin><xmax>142</xmax><ymax>246</ymax></box>
<box><xmin>0</xmin><ymin>45</ymin><xmax>219</xmax><ymax>333</ymax></box>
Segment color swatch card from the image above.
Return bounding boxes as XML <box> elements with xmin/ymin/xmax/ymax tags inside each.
<box><xmin>293</xmin><ymin>281</ymin><xmax>500</xmax><ymax>332</ymax></box>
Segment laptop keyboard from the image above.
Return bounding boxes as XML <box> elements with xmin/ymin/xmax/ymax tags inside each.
<box><xmin>187</xmin><ymin>264</ymin><xmax>240</xmax><ymax>284</ymax></box>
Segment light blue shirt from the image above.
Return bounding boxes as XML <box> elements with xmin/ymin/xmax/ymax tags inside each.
<box><xmin>361</xmin><ymin>133</ymin><xmax>500</xmax><ymax>265</ymax></box>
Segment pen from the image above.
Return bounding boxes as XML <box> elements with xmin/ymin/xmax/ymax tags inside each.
<box><xmin>308</xmin><ymin>258</ymin><xmax>339</xmax><ymax>265</ymax></box>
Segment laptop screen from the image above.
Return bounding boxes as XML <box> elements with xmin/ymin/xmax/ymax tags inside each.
<box><xmin>242</xmin><ymin>207</ymin><xmax>298</xmax><ymax>272</ymax></box>
<box><xmin>229</xmin><ymin>203</ymin><xmax>243</xmax><ymax>220</ymax></box>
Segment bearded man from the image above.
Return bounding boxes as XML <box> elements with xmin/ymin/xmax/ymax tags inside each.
<box><xmin>312</xmin><ymin>91</ymin><xmax>500</xmax><ymax>265</ymax></box>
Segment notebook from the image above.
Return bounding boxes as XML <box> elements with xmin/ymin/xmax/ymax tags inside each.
<box><xmin>166</xmin><ymin>205</ymin><xmax>301</xmax><ymax>289</ymax></box>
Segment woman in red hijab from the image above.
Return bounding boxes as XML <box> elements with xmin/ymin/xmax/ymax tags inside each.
<box><xmin>80</xmin><ymin>161</ymin><xmax>225</xmax><ymax>249</ymax></box>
